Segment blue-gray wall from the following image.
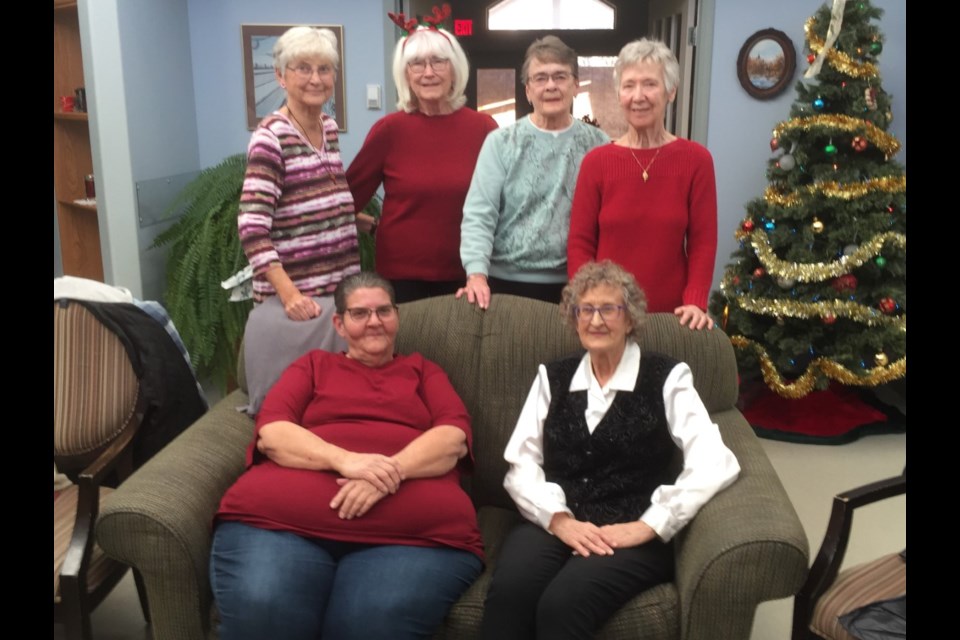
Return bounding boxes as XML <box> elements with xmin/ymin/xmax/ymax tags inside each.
<box><xmin>187</xmin><ymin>0</ymin><xmax>395</xmax><ymax>168</ymax></box>
<box><xmin>706</xmin><ymin>0</ymin><xmax>906</xmax><ymax>293</ymax></box>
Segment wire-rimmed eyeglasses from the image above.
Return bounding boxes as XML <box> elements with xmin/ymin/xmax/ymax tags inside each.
<box><xmin>344</xmin><ymin>305</ymin><xmax>398</xmax><ymax>322</ymax></box>
<box><xmin>407</xmin><ymin>57</ymin><xmax>450</xmax><ymax>74</ymax></box>
<box><xmin>287</xmin><ymin>63</ymin><xmax>335</xmax><ymax>79</ymax></box>
<box><xmin>573</xmin><ymin>304</ymin><xmax>625</xmax><ymax>323</ymax></box>
<box><xmin>528</xmin><ymin>72</ymin><xmax>573</xmax><ymax>87</ymax></box>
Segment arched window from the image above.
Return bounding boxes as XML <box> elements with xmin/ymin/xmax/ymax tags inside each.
<box><xmin>487</xmin><ymin>0</ymin><xmax>615</xmax><ymax>30</ymax></box>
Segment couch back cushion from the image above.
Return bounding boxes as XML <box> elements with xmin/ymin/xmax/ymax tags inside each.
<box><xmin>396</xmin><ymin>295</ymin><xmax>740</xmax><ymax>512</ymax></box>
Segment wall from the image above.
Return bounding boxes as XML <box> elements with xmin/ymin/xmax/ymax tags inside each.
<box><xmin>79</xmin><ymin>0</ymin><xmax>201</xmax><ymax>299</ymax></box>
<box><xmin>705</xmin><ymin>0</ymin><xmax>906</xmax><ymax>294</ymax></box>
<box><xmin>187</xmin><ymin>0</ymin><xmax>397</xmax><ymax>168</ymax></box>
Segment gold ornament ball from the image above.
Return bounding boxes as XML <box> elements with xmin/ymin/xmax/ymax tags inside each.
<box><xmin>874</xmin><ymin>352</ymin><xmax>889</xmax><ymax>367</ymax></box>
<box><xmin>812</xmin><ymin>218</ymin><xmax>825</xmax><ymax>233</ymax></box>
<box><xmin>722</xmin><ymin>304</ymin><xmax>730</xmax><ymax>330</ymax></box>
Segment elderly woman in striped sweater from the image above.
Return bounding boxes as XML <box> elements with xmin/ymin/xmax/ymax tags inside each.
<box><xmin>238</xmin><ymin>25</ymin><xmax>361</xmax><ymax>322</ymax></box>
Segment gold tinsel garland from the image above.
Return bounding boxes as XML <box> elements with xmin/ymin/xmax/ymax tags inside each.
<box><xmin>774</xmin><ymin>115</ymin><xmax>900</xmax><ymax>155</ymax></box>
<box><xmin>730</xmin><ymin>335</ymin><xmax>906</xmax><ymax>398</ymax></box>
<box><xmin>730</xmin><ymin>231</ymin><xmax>906</xmax><ymax>282</ymax></box>
<box><xmin>764</xmin><ymin>175</ymin><xmax>906</xmax><ymax>207</ymax></box>
<box><xmin>725</xmin><ymin>289</ymin><xmax>905</xmax><ymax>329</ymax></box>
<box><xmin>805</xmin><ymin>17</ymin><xmax>879</xmax><ymax>79</ymax></box>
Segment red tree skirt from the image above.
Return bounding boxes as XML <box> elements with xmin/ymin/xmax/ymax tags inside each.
<box><xmin>739</xmin><ymin>380</ymin><xmax>904</xmax><ymax>444</ymax></box>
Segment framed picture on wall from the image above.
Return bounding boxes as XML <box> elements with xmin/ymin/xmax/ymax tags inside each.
<box><xmin>736</xmin><ymin>28</ymin><xmax>796</xmax><ymax>100</ymax></box>
<box><xmin>241</xmin><ymin>24</ymin><xmax>346</xmax><ymax>131</ymax></box>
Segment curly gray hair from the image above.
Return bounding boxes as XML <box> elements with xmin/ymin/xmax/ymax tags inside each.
<box><xmin>560</xmin><ymin>261</ymin><xmax>647</xmax><ymax>339</ymax></box>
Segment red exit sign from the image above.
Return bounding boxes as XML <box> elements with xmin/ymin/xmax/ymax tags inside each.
<box><xmin>454</xmin><ymin>19</ymin><xmax>473</xmax><ymax>36</ymax></box>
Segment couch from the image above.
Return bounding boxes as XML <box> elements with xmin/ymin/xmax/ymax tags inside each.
<box><xmin>97</xmin><ymin>294</ymin><xmax>809</xmax><ymax>639</ymax></box>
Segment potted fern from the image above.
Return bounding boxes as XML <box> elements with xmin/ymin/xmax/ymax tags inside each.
<box><xmin>151</xmin><ymin>153</ymin><xmax>251</xmax><ymax>392</ymax></box>
<box><xmin>153</xmin><ymin>154</ymin><xmax>381</xmax><ymax>392</ymax></box>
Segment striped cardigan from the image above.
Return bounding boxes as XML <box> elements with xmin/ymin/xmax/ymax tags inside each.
<box><xmin>238</xmin><ymin>111</ymin><xmax>360</xmax><ymax>302</ymax></box>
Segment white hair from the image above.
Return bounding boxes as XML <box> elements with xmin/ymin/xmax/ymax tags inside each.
<box><xmin>392</xmin><ymin>28</ymin><xmax>469</xmax><ymax>112</ymax></box>
<box><xmin>614</xmin><ymin>38</ymin><xmax>680</xmax><ymax>94</ymax></box>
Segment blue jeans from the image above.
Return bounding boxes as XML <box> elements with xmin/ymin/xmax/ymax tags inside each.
<box><xmin>210</xmin><ymin>521</ymin><xmax>482</xmax><ymax>640</ymax></box>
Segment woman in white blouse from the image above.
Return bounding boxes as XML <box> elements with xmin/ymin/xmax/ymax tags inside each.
<box><xmin>480</xmin><ymin>260</ymin><xmax>740</xmax><ymax>640</ymax></box>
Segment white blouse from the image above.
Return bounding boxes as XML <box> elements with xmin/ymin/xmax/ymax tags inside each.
<box><xmin>502</xmin><ymin>341</ymin><xmax>740</xmax><ymax>542</ymax></box>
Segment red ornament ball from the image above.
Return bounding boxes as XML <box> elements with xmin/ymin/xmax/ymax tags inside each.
<box><xmin>851</xmin><ymin>136</ymin><xmax>868</xmax><ymax>152</ymax></box>
<box><xmin>752</xmin><ymin>267</ymin><xmax>766</xmax><ymax>279</ymax></box>
<box><xmin>831</xmin><ymin>274</ymin><xmax>858</xmax><ymax>293</ymax></box>
<box><xmin>732</xmin><ymin>275</ymin><xmax>741</xmax><ymax>286</ymax></box>
<box><xmin>742</xmin><ymin>219</ymin><xmax>755</xmax><ymax>232</ymax></box>
<box><xmin>807</xmin><ymin>53</ymin><xmax>816</xmax><ymax>63</ymax></box>
<box><xmin>822</xmin><ymin>313</ymin><xmax>837</xmax><ymax>325</ymax></box>
<box><xmin>878</xmin><ymin>297</ymin><xmax>897</xmax><ymax>314</ymax></box>
<box><xmin>770</xmin><ymin>137</ymin><xmax>780</xmax><ymax>152</ymax></box>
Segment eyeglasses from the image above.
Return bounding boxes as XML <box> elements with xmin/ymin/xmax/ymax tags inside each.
<box><xmin>287</xmin><ymin>63</ymin><xmax>335</xmax><ymax>79</ymax></box>
<box><xmin>344</xmin><ymin>305</ymin><xmax>398</xmax><ymax>322</ymax></box>
<box><xmin>407</xmin><ymin>57</ymin><xmax>450</xmax><ymax>74</ymax></box>
<box><xmin>528</xmin><ymin>72</ymin><xmax>573</xmax><ymax>87</ymax></box>
<box><xmin>573</xmin><ymin>304</ymin><xmax>625</xmax><ymax>323</ymax></box>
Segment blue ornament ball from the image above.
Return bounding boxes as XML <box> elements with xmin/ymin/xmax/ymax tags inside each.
<box><xmin>813</xmin><ymin>98</ymin><xmax>825</xmax><ymax>111</ymax></box>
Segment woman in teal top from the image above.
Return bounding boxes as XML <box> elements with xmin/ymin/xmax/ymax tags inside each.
<box><xmin>457</xmin><ymin>35</ymin><xmax>609</xmax><ymax>309</ymax></box>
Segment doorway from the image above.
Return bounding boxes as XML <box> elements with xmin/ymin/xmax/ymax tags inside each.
<box><xmin>403</xmin><ymin>0</ymin><xmax>702</xmax><ymax>140</ymax></box>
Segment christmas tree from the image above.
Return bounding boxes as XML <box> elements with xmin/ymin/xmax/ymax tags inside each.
<box><xmin>710</xmin><ymin>0</ymin><xmax>906</xmax><ymax>401</ymax></box>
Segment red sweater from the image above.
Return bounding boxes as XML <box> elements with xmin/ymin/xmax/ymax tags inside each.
<box><xmin>567</xmin><ymin>139</ymin><xmax>718</xmax><ymax>312</ymax></box>
<box><xmin>347</xmin><ymin>108</ymin><xmax>497</xmax><ymax>281</ymax></box>
<box><xmin>216</xmin><ymin>350</ymin><xmax>483</xmax><ymax>560</ymax></box>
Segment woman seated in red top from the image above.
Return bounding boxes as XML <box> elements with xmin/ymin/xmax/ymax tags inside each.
<box><xmin>211</xmin><ymin>272</ymin><xmax>482</xmax><ymax>640</ymax></box>
<box><xmin>567</xmin><ymin>38</ymin><xmax>718</xmax><ymax>330</ymax></box>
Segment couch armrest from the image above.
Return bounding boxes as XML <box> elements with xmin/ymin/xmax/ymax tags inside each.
<box><xmin>96</xmin><ymin>391</ymin><xmax>253</xmax><ymax>640</ymax></box>
<box><xmin>674</xmin><ymin>409</ymin><xmax>809</xmax><ymax>640</ymax></box>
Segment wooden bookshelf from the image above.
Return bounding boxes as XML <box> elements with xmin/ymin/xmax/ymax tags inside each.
<box><xmin>54</xmin><ymin>0</ymin><xmax>103</xmax><ymax>281</ymax></box>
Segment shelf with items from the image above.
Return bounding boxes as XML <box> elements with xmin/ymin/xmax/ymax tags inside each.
<box><xmin>54</xmin><ymin>0</ymin><xmax>103</xmax><ymax>280</ymax></box>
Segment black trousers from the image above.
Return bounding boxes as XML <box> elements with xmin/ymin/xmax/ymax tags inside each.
<box><xmin>487</xmin><ymin>277</ymin><xmax>565</xmax><ymax>305</ymax></box>
<box><xmin>480</xmin><ymin>522</ymin><xmax>674</xmax><ymax>640</ymax></box>
<box><xmin>390</xmin><ymin>279</ymin><xmax>462</xmax><ymax>304</ymax></box>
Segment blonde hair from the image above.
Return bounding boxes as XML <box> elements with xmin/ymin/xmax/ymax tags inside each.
<box><xmin>273</xmin><ymin>26</ymin><xmax>339</xmax><ymax>72</ymax></box>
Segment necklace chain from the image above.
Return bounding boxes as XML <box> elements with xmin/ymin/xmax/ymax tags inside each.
<box><xmin>629</xmin><ymin>147</ymin><xmax>662</xmax><ymax>182</ymax></box>
<box><xmin>286</xmin><ymin>107</ymin><xmax>323</xmax><ymax>152</ymax></box>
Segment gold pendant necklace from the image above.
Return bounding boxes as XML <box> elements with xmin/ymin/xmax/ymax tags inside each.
<box><xmin>629</xmin><ymin>146</ymin><xmax>662</xmax><ymax>182</ymax></box>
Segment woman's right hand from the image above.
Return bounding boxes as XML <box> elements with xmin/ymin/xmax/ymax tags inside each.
<box><xmin>548</xmin><ymin>512</ymin><xmax>615</xmax><ymax>557</ymax></box>
<box><xmin>455</xmin><ymin>273</ymin><xmax>491</xmax><ymax>309</ymax></box>
<box><xmin>282</xmin><ymin>291</ymin><xmax>322</xmax><ymax>321</ymax></box>
<box><xmin>330</xmin><ymin>478</ymin><xmax>387</xmax><ymax>519</ymax></box>
<box><xmin>337</xmin><ymin>452</ymin><xmax>404</xmax><ymax>494</ymax></box>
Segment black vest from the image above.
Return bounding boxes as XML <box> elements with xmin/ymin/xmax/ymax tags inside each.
<box><xmin>542</xmin><ymin>350</ymin><xmax>681</xmax><ymax>526</ymax></box>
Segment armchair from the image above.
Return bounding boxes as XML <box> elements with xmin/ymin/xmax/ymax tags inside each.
<box><xmin>792</xmin><ymin>472</ymin><xmax>907</xmax><ymax>640</ymax></box>
<box><xmin>54</xmin><ymin>300</ymin><xmax>150</xmax><ymax>640</ymax></box>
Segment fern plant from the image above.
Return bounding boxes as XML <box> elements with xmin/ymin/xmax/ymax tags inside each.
<box><xmin>152</xmin><ymin>153</ymin><xmax>251</xmax><ymax>392</ymax></box>
<box><xmin>152</xmin><ymin>153</ymin><xmax>382</xmax><ymax>392</ymax></box>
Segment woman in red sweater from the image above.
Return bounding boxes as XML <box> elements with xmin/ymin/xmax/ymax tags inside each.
<box><xmin>347</xmin><ymin>11</ymin><xmax>497</xmax><ymax>303</ymax></box>
<box><xmin>567</xmin><ymin>38</ymin><xmax>717</xmax><ymax>330</ymax></box>
<box><xmin>212</xmin><ymin>272</ymin><xmax>483</xmax><ymax>640</ymax></box>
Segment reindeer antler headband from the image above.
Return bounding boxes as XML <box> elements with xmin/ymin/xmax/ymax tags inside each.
<box><xmin>388</xmin><ymin>3</ymin><xmax>453</xmax><ymax>49</ymax></box>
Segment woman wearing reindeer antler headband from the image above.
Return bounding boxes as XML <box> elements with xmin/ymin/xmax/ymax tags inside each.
<box><xmin>347</xmin><ymin>4</ymin><xmax>498</xmax><ymax>303</ymax></box>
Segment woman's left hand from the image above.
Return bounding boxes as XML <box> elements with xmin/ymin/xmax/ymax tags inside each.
<box><xmin>674</xmin><ymin>304</ymin><xmax>714</xmax><ymax>330</ymax></box>
<box><xmin>356</xmin><ymin>212</ymin><xmax>377</xmax><ymax>234</ymax></box>
<box><xmin>598</xmin><ymin>521</ymin><xmax>658</xmax><ymax>549</ymax></box>
<box><xmin>330</xmin><ymin>478</ymin><xmax>387</xmax><ymax>520</ymax></box>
